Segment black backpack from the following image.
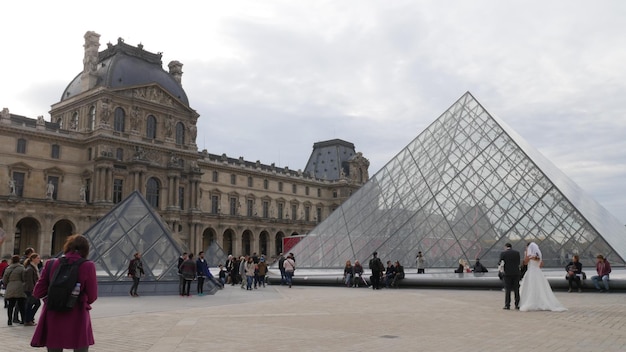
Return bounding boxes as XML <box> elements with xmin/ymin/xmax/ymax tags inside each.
<box><xmin>46</xmin><ymin>257</ymin><xmax>86</xmax><ymax>312</ymax></box>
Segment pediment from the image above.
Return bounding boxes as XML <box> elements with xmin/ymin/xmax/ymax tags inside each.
<box><xmin>113</xmin><ymin>84</ymin><xmax>194</xmax><ymax>114</ymax></box>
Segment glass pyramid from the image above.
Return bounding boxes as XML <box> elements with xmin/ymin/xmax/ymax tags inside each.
<box><xmin>289</xmin><ymin>92</ymin><xmax>626</xmax><ymax>269</ymax></box>
<box><xmin>84</xmin><ymin>190</ymin><xmax>187</xmax><ymax>281</ymax></box>
<box><xmin>204</xmin><ymin>240</ymin><xmax>228</xmax><ymax>267</ymax></box>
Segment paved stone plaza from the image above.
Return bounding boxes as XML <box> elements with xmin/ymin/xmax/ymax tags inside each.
<box><xmin>1</xmin><ymin>284</ymin><xmax>624</xmax><ymax>351</ymax></box>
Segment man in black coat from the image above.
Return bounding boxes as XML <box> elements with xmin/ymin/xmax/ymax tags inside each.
<box><xmin>369</xmin><ymin>252</ymin><xmax>384</xmax><ymax>290</ymax></box>
<box><xmin>499</xmin><ymin>243</ymin><xmax>521</xmax><ymax>310</ymax></box>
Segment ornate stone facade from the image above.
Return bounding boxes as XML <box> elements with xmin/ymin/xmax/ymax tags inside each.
<box><xmin>0</xmin><ymin>32</ymin><xmax>368</xmax><ymax>260</ymax></box>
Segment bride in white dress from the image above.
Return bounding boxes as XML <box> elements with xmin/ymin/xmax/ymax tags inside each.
<box><xmin>519</xmin><ymin>242</ymin><xmax>567</xmax><ymax>312</ymax></box>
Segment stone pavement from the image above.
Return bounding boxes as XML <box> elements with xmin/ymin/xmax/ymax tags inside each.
<box><xmin>1</xmin><ymin>285</ymin><xmax>625</xmax><ymax>351</ymax></box>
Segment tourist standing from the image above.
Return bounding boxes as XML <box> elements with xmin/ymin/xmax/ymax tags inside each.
<box><xmin>31</xmin><ymin>234</ymin><xmax>98</xmax><ymax>351</ymax></box>
<box><xmin>3</xmin><ymin>255</ymin><xmax>25</xmax><ymax>325</ymax></box>
<box><xmin>127</xmin><ymin>252</ymin><xmax>144</xmax><ymax>297</ymax></box>
<box><xmin>23</xmin><ymin>253</ymin><xmax>42</xmax><ymax>326</ymax></box>
<box><xmin>416</xmin><ymin>251</ymin><xmax>425</xmax><ymax>274</ymax></box>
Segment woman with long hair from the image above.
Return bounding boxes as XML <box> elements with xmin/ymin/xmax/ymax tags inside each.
<box><xmin>23</xmin><ymin>253</ymin><xmax>42</xmax><ymax>326</ymax></box>
<box><xmin>31</xmin><ymin>234</ymin><xmax>98</xmax><ymax>351</ymax></box>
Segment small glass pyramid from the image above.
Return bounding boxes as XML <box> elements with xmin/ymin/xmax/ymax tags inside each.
<box><xmin>288</xmin><ymin>92</ymin><xmax>626</xmax><ymax>269</ymax></box>
<box><xmin>84</xmin><ymin>191</ymin><xmax>186</xmax><ymax>281</ymax></box>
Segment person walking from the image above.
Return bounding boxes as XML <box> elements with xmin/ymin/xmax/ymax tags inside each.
<box><xmin>23</xmin><ymin>253</ymin><xmax>42</xmax><ymax>326</ymax></box>
<box><xmin>3</xmin><ymin>255</ymin><xmax>26</xmax><ymax>325</ymax></box>
<box><xmin>369</xmin><ymin>252</ymin><xmax>384</xmax><ymax>290</ymax></box>
<box><xmin>499</xmin><ymin>243</ymin><xmax>521</xmax><ymax>310</ymax></box>
<box><xmin>283</xmin><ymin>253</ymin><xmax>296</xmax><ymax>288</ymax></box>
<box><xmin>31</xmin><ymin>234</ymin><xmax>98</xmax><ymax>351</ymax></box>
<box><xmin>127</xmin><ymin>252</ymin><xmax>144</xmax><ymax>297</ymax></box>
<box><xmin>278</xmin><ymin>253</ymin><xmax>286</xmax><ymax>285</ymax></box>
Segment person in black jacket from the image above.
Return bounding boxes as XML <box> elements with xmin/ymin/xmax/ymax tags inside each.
<box><xmin>369</xmin><ymin>252</ymin><xmax>384</xmax><ymax>290</ymax></box>
<box><xmin>565</xmin><ymin>255</ymin><xmax>583</xmax><ymax>292</ymax></box>
<box><xmin>499</xmin><ymin>243</ymin><xmax>521</xmax><ymax>310</ymax></box>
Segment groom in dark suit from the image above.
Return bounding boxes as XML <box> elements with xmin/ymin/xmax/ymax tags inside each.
<box><xmin>499</xmin><ymin>243</ymin><xmax>521</xmax><ymax>310</ymax></box>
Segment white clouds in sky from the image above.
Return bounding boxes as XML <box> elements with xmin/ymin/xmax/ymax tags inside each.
<box><xmin>1</xmin><ymin>0</ymin><xmax>625</xmax><ymax>223</ymax></box>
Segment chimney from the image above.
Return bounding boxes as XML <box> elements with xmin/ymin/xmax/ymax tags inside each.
<box><xmin>81</xmin><ymin>31</ymin><xmax>101</xmax><ymax>92</ymax></box>
<box><xmin>168</xmin><ymin>60</ymin><xmax>183</xmax><ymax>86</ymax></box>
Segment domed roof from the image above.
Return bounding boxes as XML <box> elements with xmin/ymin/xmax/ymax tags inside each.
<box><xmin>61</xmin><ymin>39</ymin><xmax>189</xmax><ymax>106</ymax></box>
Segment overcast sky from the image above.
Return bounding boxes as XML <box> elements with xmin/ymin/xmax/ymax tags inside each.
<box><xmin>2</xmin><ymin>1</ymin><xmax>625</xmax><ymax>224</ymax></box>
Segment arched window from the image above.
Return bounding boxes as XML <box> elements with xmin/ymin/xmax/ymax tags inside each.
<box><xmin>146</xmin><ymin>115</ymin><xmax>157</xmax><ymax>139</ymax></box>
<box><xmin>175</xmin><ymin>122</ymin><xmax>185</xmax><ymax>145</ymax></box>
<box><xmin>88</xmin><ymin>107</ymin><xmax>96</xmax><ymax>131</ymax></box>
<box><xmin>114</xmin><ymin>107</ymin><xmax>125</xmax><ymax>132</ymax></box>
<box><xmin>56</xmin><ymin>117</ymin><xmax>64</xmax><ymax>129</ymax></box>
<box><xmin>146</xmin><ymin>177</ymin><xmax>160</xmax><ymax>208</ymax></box>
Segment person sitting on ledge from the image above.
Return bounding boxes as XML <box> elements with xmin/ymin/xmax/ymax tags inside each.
<box><xmin>391</xmin><ymin>261</ymin><xmax>405</xmax><ymax>288</ymax></box>
<box><xmin>473</xmin><ymin>258</ymin><xmax>488</xmax><ymax>274</ymax></box>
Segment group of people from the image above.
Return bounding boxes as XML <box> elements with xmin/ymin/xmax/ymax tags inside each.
<box><xmin>0</xmin><ymin>234</ymin><xmax>98</xmax><ymax>351</ymax></box>
<box><xmin>176</xmin><ymin>251</ymin><xmax>224</xmax><ymax>297</ymax></box>
<box><xmin>366</xmin><ymin>252</ymin><xmax>405</xmax><ymax>289</ymax></box>
<box><xmin>500</xmin><ymin>241</ymin><xmax>613</xmax><ymax>312</ymax></box>
<box><xmin>2</xmin><ymin>248</ymin><xmax>43</xmax><ymax>327</ymax></box>
<box><xmin>223</xmin><ymin>252</ymin><xmax>272</xmax><ymax>290</ymax></box>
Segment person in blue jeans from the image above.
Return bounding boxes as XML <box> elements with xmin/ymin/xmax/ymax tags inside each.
<box><xmin>591</xmin><ymin>254</ymin><xmax>611</xmax><ymax>292</ymax></box>
<box><xmin>283</xmin><ymin>254</ymin><xmax>296</xmax><ymax>288</ymax></box>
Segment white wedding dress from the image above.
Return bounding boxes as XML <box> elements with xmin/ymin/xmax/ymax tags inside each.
<box><xmin>519</xmin><ymin>259</ymin><xmax>567</xmax><ymax>312</ymax></box>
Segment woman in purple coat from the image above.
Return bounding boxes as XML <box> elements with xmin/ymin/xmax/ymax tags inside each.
<box><xmin>31</xmin><ymin>234</ymin><xmax>98</xmax><ymax>351</ymax></box>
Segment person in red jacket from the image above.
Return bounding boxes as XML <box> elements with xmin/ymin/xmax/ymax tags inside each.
<box><xmin>31</xmin><ymin>234</ymin><xmax>98</xmax><ymax>351</ymax></box>
<box><xmin>591</xmin><ymin>254</ymin><xmax>611</xmax><ymax>293</ymax></box>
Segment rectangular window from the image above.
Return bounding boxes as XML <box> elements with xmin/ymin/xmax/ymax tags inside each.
<box><xmin>17</xmin><ymin>138</ymin><xmax>26</xmax><ymax>154</ymax></box>
<box><xmin>291</xmin><ymin>204</ymin><xmax>297</xmax><ymax>220</ymax></box>
<box><xmin>333</xmin><ymin>190</ymin><xmax>338</xmax><ymax>198</ymax></box>
<box><xmin>304</xmin><ymin>206</ymin><xmax>310</xmax><ymax>222</ymax></box>
<box><xmin>262</xmin><ymin>201</ymin><xmax>269</xmax><ymax>218</ymax></box>
<box><xmin>248</xmin><ymin>176</ymin><xmax>253</xmax><ymax>187</ymax></box>
<box><xmin>230</xmin><ymin>174</ymin><xmax>236</xmax><ymax>185</ymax></box>
<box><xmin>212</xmin><ymin>171</ymin><xmax>218</xmax><ymax>182</ymax></box>
<box><xmin>179</xmin><ymin>187</ymin><xmax>185</xmax><ymax>210</ymax></box>
<box><xmin>113</xmin><ymin>179</ymin><xmax>123</xmax><ymax>204</ymax></box>
<box><xmin>47</xmin><ymin>176</ymin><xmax>59</xmax><ymax>200</ymax></box>
<box><xmin>263</xmin><ymin>179</ymin><xmax>268</xmax><ymax>190</ymax></box>
<box><xmin>211</xmin><ymin>195</ymin><xmax>219</xmax><ymax>214</ymax></box>
<box><xmin>278</xmin><ymin>182</ymin><xmax>283</xmax><ymax>192</ymax></box>
<box><xmin>230</xmin><ymin>197</ymin><xmax>237</xmax><ymax>215</ymax></box>
<box><xmin>51</xmin><ymin>144</ymin><xmax>60</xmax><ymax>159</ymax></box>
<box><xmin>316</xmin><ymin>207</ymin><xmax>322</xmax><ymax>222</ymax></box>
<box><xmin>12</xmin><ymin>172</ymin><xmax>25</xmax><ymax>197</ymax></box>
<box><xmin>278</xmin><ymin>203</ymin><xmax>284</xmax><ymax>219</ymax></box>
<box><xmin>247</xmin><ymin>199</ymin><xmax>254</xmax><ymax>217</ymax></box>
<box><xmin>305</xmin><ymin>186</ymin><xmax>310</xmax><ymax>196</ymax></box>
<box><xmin>317</xmin><ymin>188</ymin><xmax>321</xmax><ymax>197</ymax></box>
<box><xmin>87</xmin><ymin>147</ymin><xmax>92</xmax><ymax>161</ymax></box>
<box><xmin>292</xmin><ymin>184</ymin><xmax>296</xmax><ymax>194</ymax></box>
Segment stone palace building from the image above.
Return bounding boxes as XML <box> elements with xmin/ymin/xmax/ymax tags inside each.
<box><xmin>0</xmin><ymin>31</ymin><xmax>369</xmax><ymax>260</ymax></box>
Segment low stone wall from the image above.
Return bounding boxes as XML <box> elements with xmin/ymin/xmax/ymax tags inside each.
<box><xmin>267</xmin><ymin>270</ymin><xmax>626</xmax><ymax>291</ymax></box>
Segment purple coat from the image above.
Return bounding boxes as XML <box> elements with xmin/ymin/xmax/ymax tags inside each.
<box><xmin>31</xmin><ymin>252</ymin><xmax>98</xmax><ymax>349</ymax></box>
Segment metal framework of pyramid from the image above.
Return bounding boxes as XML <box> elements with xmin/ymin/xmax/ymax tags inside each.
<box><xmin>84</xmin><ymin>191</ymin><xmax>186</xmax><ymax>281</ymax></box>
<box><xmin>289</xmin><ymin>92</ymin><xmax>626</xmax><ymax>269</ymax></box>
